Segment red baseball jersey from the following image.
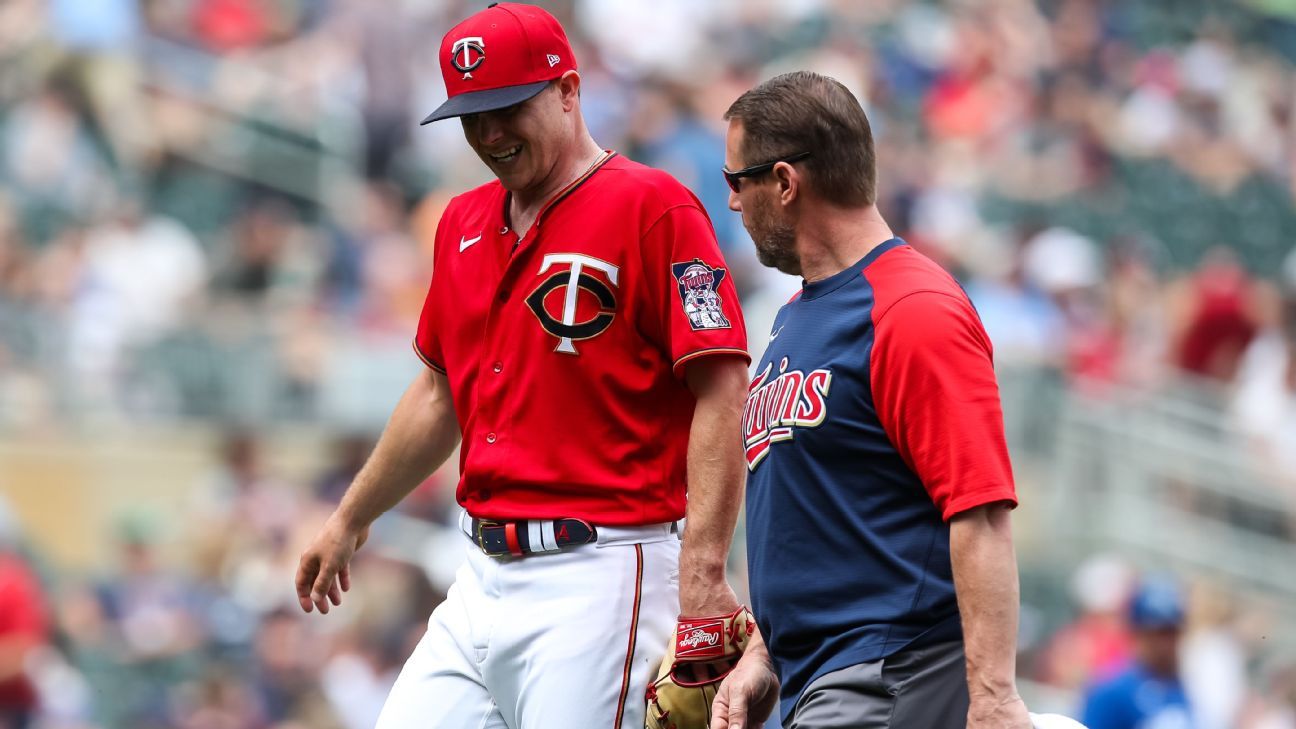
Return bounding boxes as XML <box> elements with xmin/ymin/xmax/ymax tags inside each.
<box><xmin>414</xmin><ymin>153</ymin><xmax>749</xmax><ymax>525</ymax></box>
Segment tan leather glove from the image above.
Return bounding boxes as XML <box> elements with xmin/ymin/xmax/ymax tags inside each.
<box><xmin>645</xmin><ymin>606</ymin><xmax>756</xmax><ymax>729</ymax></box>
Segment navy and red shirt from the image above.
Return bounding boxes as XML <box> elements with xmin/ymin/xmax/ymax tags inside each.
<box><xmin>743</xmin><ymin>238</ymin><xmax>1017</xmax><ymax>720</ymax></box>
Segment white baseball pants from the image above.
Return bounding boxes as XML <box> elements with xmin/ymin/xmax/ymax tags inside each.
<box><xmin>375</xmin><ymin>519</ymin><xmax>680</xmax><ymax>729</ymax></box>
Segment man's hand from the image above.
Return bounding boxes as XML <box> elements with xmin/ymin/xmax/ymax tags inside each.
<box><xmin>710</xmin><ymin>647</ymin><xmax>779</xmax><ymax>729</ymax></box>
<box><xmin>967</xmin><ymin>694</ymin><xmax>1032</xmax><ymax>729</ymax></box>
<box><xmin>295</xmin><ymin>513</ymin><xmax>370</xmax><ymax>615</ymax></box>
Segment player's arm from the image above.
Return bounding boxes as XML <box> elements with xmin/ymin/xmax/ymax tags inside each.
<box><xmin>950</xmin><ymin>502</ymin><xmax>1030</xmax><ymax>728</ymax></box>
<box><xmin>678</xmin><ymin>355</ymin><xmax>749</xmax><ymax>617</ymax></box>
<box><xmin>295</xmin><ymin>366</ymin><xmax>459</xmax><ymax>614</ymax></box>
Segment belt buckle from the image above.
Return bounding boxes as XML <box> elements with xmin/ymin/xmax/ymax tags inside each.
<box><xmin>475</xmin><ymin>518</ymin><xmax>504</xmax><ymax>553</ymax></box>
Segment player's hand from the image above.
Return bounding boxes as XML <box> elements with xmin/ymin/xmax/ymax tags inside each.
<box><xmin>295</xmin><ymin>513</ymin><xmax>370</xmax><ymax>615</ymax></box>
<box><xmin>710</xmin><ymin>647</ymin><xmax>779</xmax><ymax>729</ymax></box>
<box><xmin>967</xmin><ymin>694</ymin><xmax>1032</xmax><ymax>729</ymax></box>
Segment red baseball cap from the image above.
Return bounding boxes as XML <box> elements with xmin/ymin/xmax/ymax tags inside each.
<box><xmin>420</xmin><ymin>2</ymin><xmax>578</xmax><ymax>124</ymax></box>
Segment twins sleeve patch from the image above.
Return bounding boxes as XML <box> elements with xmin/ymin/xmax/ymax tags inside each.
<box><xmin>672</xmin><ymin>259</ymin><xmax>732</xmax><ymax>330</ymax></box>
<box><xmin>675</xmin><ymin>618</ymin><xmax>725</xmax><ymax>659</ymax></box>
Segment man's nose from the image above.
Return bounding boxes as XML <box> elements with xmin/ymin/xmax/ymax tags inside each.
<box><xmin>478</xmin><ymin>112</ymin><xmax>506</xmax><ymax>146</ymax></box>
<box><xmin>728</xmin><ymin>188</ymin><xmax>742</xmax><ymax>212</ymax></box>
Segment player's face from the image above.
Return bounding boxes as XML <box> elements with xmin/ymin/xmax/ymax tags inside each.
<box><xmin>725</xmin><ymin>120</ymin><xmax>801</xmax><ymax>276</ymax></box>
<box><xmin>461</xmin><ymin>81</ymin><xmax>568</xmax><ymax>193</ymax></box>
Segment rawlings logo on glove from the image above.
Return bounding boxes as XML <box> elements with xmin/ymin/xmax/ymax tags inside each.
<box><xmin>677</xmin><ymin>622</ymin><xmax>723</xmax><ymax>656</ymax></box>
<box><xmin>645</xmin><ymin>606</ymin><xmax>755</xmax><ymax>729</ymax></box>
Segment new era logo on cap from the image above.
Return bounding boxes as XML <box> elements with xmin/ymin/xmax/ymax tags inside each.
<box><xmin>421</xmin><ymin>2</ymin><xmax>578</xmax><ymax>124</ymax></box>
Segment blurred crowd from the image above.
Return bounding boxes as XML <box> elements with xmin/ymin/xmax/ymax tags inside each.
<box><xmin>1024</xmin><ymin>556</ymin><xmax>1296</xmax><ymax>729</ymax></box>
<box><xmin>3</xmin><ymin>0</ymin><xmax>1296</xmax><ymax>727</ymax></box>
<box><xmin>0</xmin><ymin>431</ymin><xmax>457</xmax><ymax>729</ymax></box>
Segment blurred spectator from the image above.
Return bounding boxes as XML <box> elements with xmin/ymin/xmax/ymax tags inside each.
<box><xmin>1244</xmin><ymin>664</ymin><xmax>1296</xmax><ymax>729</ymax></box>
<box><xmin>313</xmin><ymin>434</ymin><xmax>375</xmax><ymax>505</ymax></box>
<box><xmin>963</xmin><ymin>223</ymin><xmax>1067</xmax><ymax>367</ymax></box>
<box><xmin>319</xmin><ymin>629</ymin><xmax>403</xmax><ymax>729</ymax></box>
<box><xmin>211</xmin><ymin>199</ymin><xmax>319</xmax><ymax>305</ymax></box>
<box><xmin>1232</xmin><ymin>281</ymin><xmax>1296</xmax><ymax>493</ymax></box>
<box><xmin>171</xmin><ymin>667</ymin><xmax>267</xmax><ymax>729</ymax></box>
<box><xmin>1082</xmin><ymin>577</ymin><xmax>1196</xmax><ymax>729</ymax></box>
<box><xmin>0</xmin><ymin>499</ymin><xmax>49</xmax><ymax>729</ymax></box>
<box><xmin>93</xmin><ymin>516</ymin><xmax>205</xmax><ymax>728</ymax></box>
<box><xmin>1038</xmin><ymin>555</ymin><xmax>1135</xmax><ymax>691</ymax></box>
<box><xmin>249</xmin><ymin>609</ymin><xmax>323</xmax><ymax>723</ymax></box>
<box><xmin>1</xmin><ymin>84</ymin><xmax>113</xmax><ymax>241</ymax></box>
<box><xmin>190</xmin><ymin>0</ymin><xmax>275</xmax><ymax>52</ymax></box>
<box><xmin>46</xmin><ymin>0</ymin><xmax>156</xmax><ymax>171</ymax></box>
<box><xmin>347</xmin><ymin>181</ymin><xmax>426</xmax><ymax>334</ymax></box>
<box><xmin>66</xmin><ymin>201</ymin><xmax>206</xmax><ymax>413</ymax></box>
<box><xmin>1167</xmin><ymin>247</ymin><xmax>1261</xmax><ymax>383</ymax></box>
<box><xmin>1100</xmin><ymin>236</ymin><xmax>1169</xmax><ymax>387</ymax></box>
<box><xmin>339</xmin><ymin>0</ymin><xmax>417</xmax><ymax>180</ymax></box>
<box><xmin>1181</xmin><ymin>582</ymin><xmax>1248</xmax><ymax>729</ymax></box>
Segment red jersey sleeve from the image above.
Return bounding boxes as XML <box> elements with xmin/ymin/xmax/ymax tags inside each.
<box><xmin>640</xmin><ymin>204</ymin><xmax>749</xmax><ymax>377</ymax></box>
<box><xmin>870</xmin><ymin>290</ymin><xmax>1017</xmax><ymax>521</ymax></box>
<box><xmin>413</xmin><ymin>215</ymin><xmax>448</xmax><ymax>374</ymax></box>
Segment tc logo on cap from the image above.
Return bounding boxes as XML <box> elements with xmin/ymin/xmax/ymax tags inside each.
<box><xmin>451</xmin><ymin>36</ymin><xmax>486</xmax><ymax>78</ymax></box>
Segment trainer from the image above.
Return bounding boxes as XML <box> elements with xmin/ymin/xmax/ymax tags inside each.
<box><xmin>710</xmin><ymin>71</ymin><xmax>1031</xmax><ymax>729</ymax></box>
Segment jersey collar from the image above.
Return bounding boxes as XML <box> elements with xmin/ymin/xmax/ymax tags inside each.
<box><xmin>498</xmin><ymin>150</ymin><xmax>618</xmax><ymax>233</ymax></box>
<box><xmin>799</xmin><ymin>237</ymin><xmax>905</xmax><ymax>301</ymax></box>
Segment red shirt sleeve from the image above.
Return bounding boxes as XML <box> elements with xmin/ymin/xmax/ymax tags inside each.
<box><xmin>413</xmin><ymin>214</ymin><xmax>448</xmax><ymax>374</ymax></box>
<box><xmin>639</xmin><ymin>204</ymin><xmax>749</xmax><ymax>377</ymax></box>
<box><xmin>870</xmin><ymin>290</ymin><xmax>1017</xmax><ymax>520</ymax></box>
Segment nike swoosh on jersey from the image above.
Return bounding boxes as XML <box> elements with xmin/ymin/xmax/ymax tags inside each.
<box><xmin>769</xmin><ymin>326</ymin><xmax>784</xmax><ymax>341</ymax></box>
<box><xmin>459</xmin><ymin>234</ymin><xmax>482</xmax><ymax>252</ymax></box>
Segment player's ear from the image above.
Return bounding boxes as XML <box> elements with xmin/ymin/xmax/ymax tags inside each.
<box><xmin>774</xmin><ymin>162</ymin><xmax>800</xmax><ymax>206</ymax></box>
<box><xmin>556</xmin><ymin>71</ymin><xmax>581</xmax><ymax>112</ymax></box>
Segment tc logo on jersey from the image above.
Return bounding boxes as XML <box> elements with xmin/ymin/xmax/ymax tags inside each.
<box><xmin>743</xmin><ymin>358</ymin><xmax>832</xmax><ymax>470</ymax></box>
<box><xmin>673</xmin><ymin>259</ymin><xmax>731</xmax><ymax>330</ymax></box>
<box><xmin>526</xmin><ymin>253</ymin><xmax>620</xmax><ymax>355</ymax></box>
<box><xmin>451</xmin><ymin>36</ymin><xmax>486</xmax><ymax>78</ymax></box>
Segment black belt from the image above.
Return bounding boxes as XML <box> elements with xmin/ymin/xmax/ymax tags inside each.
<box><xmin>468</xmin><ymin>517</ymin><xmax>598</xmax><ymax>557</ymax></box>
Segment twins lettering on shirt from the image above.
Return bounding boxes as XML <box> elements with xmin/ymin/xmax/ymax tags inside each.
<box><xmin>743</xmin><ymin>356</ymin><xmax>833</xmax><ymax>470</ymax></box>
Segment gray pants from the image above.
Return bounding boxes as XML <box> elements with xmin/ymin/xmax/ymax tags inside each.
<box><xmin>786</xmin><ymin>640</ymin><xmax>969</xmax><ymax>729</ymax></box>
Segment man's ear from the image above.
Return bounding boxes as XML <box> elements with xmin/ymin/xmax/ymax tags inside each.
<box><xmin>557</xmin><ymin>71</ymin><xmax>581</xmax><ymax>111</ymax></box>
<box><xmin>774</xmin><ymin>162</ymin><xmax>800</xmax><ymax>207</ymax></box>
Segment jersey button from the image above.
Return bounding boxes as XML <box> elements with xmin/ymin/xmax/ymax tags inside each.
<box><xmin>486</xmin><ymin>432</ymin><xmax>497</xmax><ymax>444</ymax></box>
<box><xmin>492</xmin><ymin>361</ymin><xmax>503</xmax><ymax>373</ymax></box>
<box><xmin>497</xmin><ymin>289</ymin><xmax>510</xmax><ymax>303</ymax></box>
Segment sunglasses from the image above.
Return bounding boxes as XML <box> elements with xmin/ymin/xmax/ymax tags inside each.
<box><xmin>723</xmin><ymin>151</ymin><xmax>812</xmax><ymax>193</ymax></box>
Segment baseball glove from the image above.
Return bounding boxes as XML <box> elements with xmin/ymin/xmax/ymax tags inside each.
<box><xmin>645</xmin><ymin>606</ymin><xmax>756</xmax><ymax>729</ymax></box>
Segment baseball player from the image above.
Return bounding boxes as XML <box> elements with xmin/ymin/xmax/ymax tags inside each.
<box><xmin>294</xmin><ymin>4</ymin><xmax>753</xmax><ymax>729</ymax></box>
<box><xmin>711</xmin><ymin>71</ymin><xmax>1031</xmax><ymax>729</ymax></box>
